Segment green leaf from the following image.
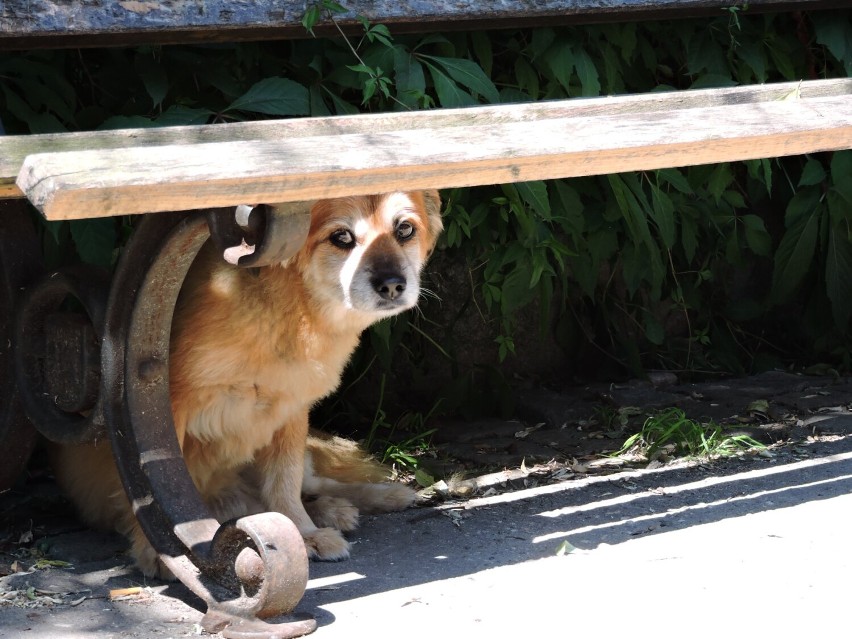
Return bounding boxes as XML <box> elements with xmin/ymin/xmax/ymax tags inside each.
<box><xmin>365</xmin><ymin>22</ymin><xmax>394</xmax><ymax>48</ymax></box>
<box><xmin>736</xmin><ymin>41</ymin><xmax>767</xmax><ymax>83</ymax></box>
<box><xmin>516</xmin><ymin>181</ymin><xmax>551</xmax><ymax>219</ymax></box>
<box><xmin>301</xmin><ymin>4</ymin><xmax>322</xmax><ymax>35</ymax></box>
<box><xmin>724</xmin><ymin>190</ymin><xmax>746</xmax><ymax>209</ymax></box>
<box><xmin>686</xmin><ymin>31</ymin><xmax>728</xmax><ymax>76</ymax></box>
<box><xmin>608</xmin><ymin>174</ymin><xmax>665</xmax><ymax>295</ymax></box>
<box><xmin>826</xmin><ymin>224</ymin><xmax>852</xmax><ymax>328</ymax></box>
<box><xmin>690</xmin><ymin>74</ymin><xmax>738</xmax><ymax>90</ymax></box>
<box><xmin>553</xmin><ymin>181</ymin><xmax>584</xmax><ymax>236</ymax></box>
<box><xmin>320</xmin><ymin>0</ymin><xmax>347</xmax><ymax>15</ymax></box>
<box><xmin>155</xmin><ymin>105</ymin><xmax>213</xmax><ymax>126</ymax></box>
<box><xmin>599</xmin><ymin>42</ymin><xmax>624</xmax><ymax>94</ymax></box>
<box><xmin>70</xmin><ymin>219</ymin><xmax>116</xmax><ymax>269</ymax></box>
<box><xmin>799</xmin><ymin>158</ymin><xmax>826</xmax><ymax>187</ymax></box>
<box><xmin>470</xmin><ymin>31</ymin><xmax>494</xmax><ymax>76</ymax></box>
<box><xmin>424</xmin><ymin>62</ymin><xmax>474</xmax><ymax>108</ymax></box>
<box><xmin>514</xmin><ymin>58</ymin><xmax>540</xmax><ymax>99</ymax></box>
<box><xmin>135</xmin><ymin>53</ymin><xmax>168</xmax><ymax>108</ymax></box>
<box><xmin>706</xmin><ymin>164</ymin><xmax>734</xmax><ymax>203</ymax></box>
<box><xmin>680</xmin><ymin>211</ymin><xmax>699</xmax><ymax>261</ymax></box>
<box><xmin>324</xmin><ymin>88</ymin><xmax>359</xmax><ymax>115</ymax></box>
<box><xmin>414</xmin><ymin>468</ymin><xmax>435</xmax><ymax>488</ymax></box>
<box><xmin>771</xmin><ymin>208</ymin><xmax>821</xmax><ymax>304</ymax></box>
<box><xmin>649</xmin><ymin>184</ymin><xmax>676</xmax><ymax>249</ymax></box>
<box><xmin>394</xmin><ymin>47</ymin><xmax>426</xmax><ymax>108</ymax></box>
<box><xmin>760</xmin><ymin>158</ymin><xmax>772</xmax><ymax>195</ymax></box>
<box><xmin>544</xmin><ymin>40</ymin><xmax>575</xmax><ymax>93</ymax></box>
<box><xmin>309</xmin><ymin>85</ymin><xmax>332</xmax><ymax>116</ymax></box>
<box><xmin>2</xmin><ymin>59</ymin><xmax>76</xmax><ymax>125</ymax></box>
<box><xmin>830</xmin><ymin>151</ymin><xmax>852</xmax><ymax>205</ymax></box>
<box><xmin>529</xmin><ymin>29</ymin><xmax>556</xmax><ymax>60</ymax></box>
<box><xmin>226</xmin><ymin>77</ymin><xmax>309</xmax><ymax>116</ymax></box>
<box><xmin>609</xmin><ymin>174</ymin><xmax>658</xmax><ymax>254</ymax></box>
<box><xmin>766</xmin><ymin>38</ymin><xmax>797</xmax><ymax>81</ymax></box>
<box><xmin>500</xmin><ymin>260</ymin><xmax>537</xmax><ymax>314</ymax></box>
<box><xmin>621</xmin><ymin>241</ymin><xmax>646</xmax><ymax>296</ymax></box>
<box><xmin>785</xmin><ymin>188</ymin><xmax>821</xmax><ymax>226</ymax></box>
<box><xmin>742</xmin><ymin>214</ymin><xmax>772</xmax><ymax>257</ymax></box>
<box><xmin>813</xmin><ymin>12</ymin><xmax>852</xmax><ymax>67</ymax></box>
<box><xmin>657</xmin><ymin>168</ymin><xmax>693</xmax><ymax>195</ymax></box>
<box><xmin>1</xmin><ymin>85</ymin><xmax>37</xmax><ymax>129</ymax></box>
<box><xmin>574</xmin><ymin>49</ymin><xmax>601</xmax><ymax>96</ymax></box>
<box><xmin>420</xmin><ymin>55</ymin><xmax>499</xmax><ymax>103</ymax></box>
<box><xmin>827</xmin><ymin>190</ymin><xmax>851</xmax><ymax>232</ymax></box>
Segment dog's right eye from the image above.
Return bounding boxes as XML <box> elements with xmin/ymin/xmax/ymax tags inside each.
<box><xmin>330</xmin><ymin>229</ymin><xmax>355</xmax><ymax>249</ymax></box>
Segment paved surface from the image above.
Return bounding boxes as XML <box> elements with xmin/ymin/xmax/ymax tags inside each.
<box><xmin>2</xmin><ymin>372</ymin><xmax>852</xmax><ymax>638</ymax></box>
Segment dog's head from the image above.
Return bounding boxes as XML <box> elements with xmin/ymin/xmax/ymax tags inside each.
<box><xmin>293</xmin><ymin>191</ymin><xmax>442</xmax><ymax>328</ymax></box>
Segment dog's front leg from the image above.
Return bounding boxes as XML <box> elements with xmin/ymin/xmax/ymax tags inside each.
<box><xmin>255</xmin><ymin>411</ymin><xmax>350</xmax><ymax>561</ymax></box>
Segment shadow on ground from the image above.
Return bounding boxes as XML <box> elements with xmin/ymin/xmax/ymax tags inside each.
<box><xmin>3</xmin><ymin>371</ymin><xmax>852</xmax><ymax>637</ymax></box>
<box><xmin>302</xmin><ymin>433</ymin><xmax>852</xmax><ymax>617</ymax></box>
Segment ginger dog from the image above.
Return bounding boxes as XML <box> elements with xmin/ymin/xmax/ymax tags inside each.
<box><xmin>53</xmin><ymin>191</ymin><xmax>442</xmax><ymax>578</ymax></box>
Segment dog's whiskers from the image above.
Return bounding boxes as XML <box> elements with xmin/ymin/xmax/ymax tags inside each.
<box><xmin>418</xmin><ymin>287</ymin><xmax>442</xmax><ymax>303</ymax></box>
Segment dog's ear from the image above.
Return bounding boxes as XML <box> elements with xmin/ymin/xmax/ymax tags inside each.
<box><xmin>421</xmin><ymin>189</ymin><xmax>443</xmax><ymax>237</ymax></box>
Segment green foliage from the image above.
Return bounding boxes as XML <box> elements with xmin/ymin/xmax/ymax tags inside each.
<box><xmin>359</xmin><ymin>373</ymin><xmax>439</xmax><ymax>471</ymax></box>
<box><xmin>2</xmin><ymin>8</ymin><xmax>852</xmax><ymax>433</ymax></box>
<box><xmin>613</xmin><ymin>407</ymin><xmax>765</xmax><ymax>459</ymax></box>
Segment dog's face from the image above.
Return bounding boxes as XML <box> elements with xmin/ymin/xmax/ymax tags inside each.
<box><xmin>294</xmin><ymin>191</ymin><xmax>442</xmax><ymax>327</ymax></box>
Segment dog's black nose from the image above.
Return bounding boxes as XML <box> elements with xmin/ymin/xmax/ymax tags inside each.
<box><xmin>372</xmin><ymin>273</ymin><xmax>407</xmax><ymax>300</ymax></box>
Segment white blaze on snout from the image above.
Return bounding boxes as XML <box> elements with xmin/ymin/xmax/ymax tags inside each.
<box><xmin>338</xmin><ymin>212</ymin><xmax>421</xmax><ymax>314</ymax></box>
<box><xmin>338</xmin><ymin>218</ymin><xmax>372</xmax><ymax>309</ymax></box>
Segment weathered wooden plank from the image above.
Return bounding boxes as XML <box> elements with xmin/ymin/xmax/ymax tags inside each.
<box><xmin>17</xmin><ymin>86</ymin><xmax>852</xmax><ymax>221</ymax></box>
<box><xmin>0</xmin><ymin>0</ymin><xmax>845</xmax><ymax>49</ymax></box>
<box><xmin>3</xmin><ymin>78</ymin><xmax>851</xmax><ymax>201</ymax></box>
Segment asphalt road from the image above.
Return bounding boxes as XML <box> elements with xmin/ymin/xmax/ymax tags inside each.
<box><xmin>3</xmin><ymin>419</ymin><xmax>850</xmax><ymax>639</ymax></box>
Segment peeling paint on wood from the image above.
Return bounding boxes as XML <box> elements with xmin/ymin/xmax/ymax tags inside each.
<box><xmin>0</xmin><ymin>0</ymin><xmax>845</xmax><ymax>49</ymax></box>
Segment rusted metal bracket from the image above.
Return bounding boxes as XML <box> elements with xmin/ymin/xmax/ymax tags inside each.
<box><xmin>14</xmin><ymin>264</ymin><xmax>110</xmax><ymax>444</ymax></box>
<box><xmin>10</xmin><ymin>203</ymin><xmax>314</xmax><ymax>637</ymax></box>
<box><xmin>102</xmin><ymin>210</ymin><xmax>315</xmax><ymax>637</ymax></box>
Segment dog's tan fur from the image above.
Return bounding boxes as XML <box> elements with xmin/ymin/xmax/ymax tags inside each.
<box><xmin>52</xmin><ymin>191</ymin><xmax>442</xmax><ymax>578</ymax></box>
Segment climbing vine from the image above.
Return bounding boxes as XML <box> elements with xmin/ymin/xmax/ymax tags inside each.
<box><xmin>2</xmin><ymin>7</ymin><xmax>852</xmax><ymax>428</ymax></box>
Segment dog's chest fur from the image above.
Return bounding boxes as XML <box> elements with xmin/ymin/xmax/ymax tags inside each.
<box><xmin>169</xmin><ymin>249</ymin><xmax>361</xmax><ymax>467</ymax></box>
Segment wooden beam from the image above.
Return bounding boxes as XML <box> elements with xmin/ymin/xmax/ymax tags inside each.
<box><xmin>0</xmin><ymin>0</ymin><xmax>846</xmax><ymax>50</ymax></box>
<box><xmin>3</xmin><ymin>78</ymin><xmax>851</xmax><ymax>201</ymax></box>
<box><xmin>16</xmin><ymin>80</ymin><xmax>852</xmax><ymax>221</ymax></box>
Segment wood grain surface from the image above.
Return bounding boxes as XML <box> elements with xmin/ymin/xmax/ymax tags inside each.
<box><xmin>14</xmin><ymin>80</ymin><xmax>852</xmax><ymax>220</ymax></box>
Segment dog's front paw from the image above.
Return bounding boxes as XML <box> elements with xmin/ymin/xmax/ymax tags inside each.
<box><xmin>135</xmin><ymin>544</ymin><xmax>176</xmax><ymax>581</ymax></box>
<box><xmin>305</xmin><ymin>496</ymin><xmax>359</xmax><ymax>531</ymax></box>
<box><xmin>303</xmin><ymin>527</ymin><xmax>350</xmax><ymax>561</ymax></box>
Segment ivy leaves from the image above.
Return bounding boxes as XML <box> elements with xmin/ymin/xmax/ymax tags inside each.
<box><xmin>225</xmin><ymin>78</ymin><xmax>310</xmax><ymax>116</ymax></box>
<box><xmin>770</xmin><ymin>151</ymin><xmax>852</xmax><ymax>330</ymax></box>
<box><xmin>2</xmin><ymin>6</ymin><xmax>852</xmax><ymax>377</ymax></box>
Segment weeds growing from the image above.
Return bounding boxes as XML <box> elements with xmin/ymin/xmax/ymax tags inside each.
<box><xmin>613</xmin><ymin>407</ymin><xmax>765</xmax><ymax>460</ymax></box>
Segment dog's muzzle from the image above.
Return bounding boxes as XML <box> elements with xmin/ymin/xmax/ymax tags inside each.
<box><xmin>371</xmin><ymin>272</ymin><xmax>407</xmax><ymax>301</ymax></box>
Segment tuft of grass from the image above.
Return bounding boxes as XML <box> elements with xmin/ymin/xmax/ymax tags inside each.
<box><xmin>612</xmin><ymin>407</ymin><xmax>765</xmax><ymax>460</ymax></box>
<box><xmin>365</xmin><ymin>373</ymin><xmax>440</xmax><ymax>472</ymax></box>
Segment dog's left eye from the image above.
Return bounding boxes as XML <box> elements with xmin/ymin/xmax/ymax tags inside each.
<box><xmin>330</xmin><ymin>229</ymin><xmax>355</xmax><ymax>249</ymax></box>
<box><xmin>396</xmin><ymin>221</ymin><xmax>415</xmax><ymax>242</ymax></box>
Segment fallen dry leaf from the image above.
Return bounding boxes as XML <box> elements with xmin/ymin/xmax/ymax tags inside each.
<box><xmin>109</xmin><ymin>587</ymin><xmax>142</xmax><ymax>600</ymax></box>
